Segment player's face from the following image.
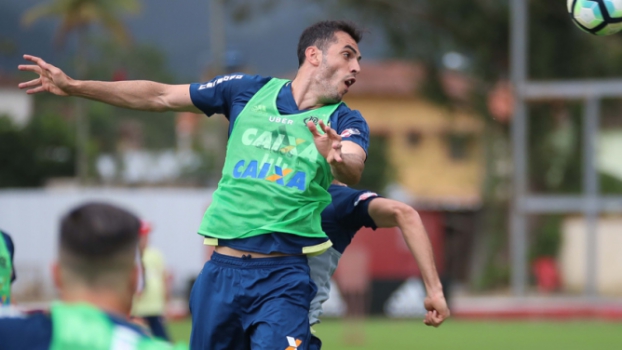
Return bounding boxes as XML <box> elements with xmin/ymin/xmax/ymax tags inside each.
<box><xmin>317</xmin><ymin>31</ymin><xmax>361</xmax><ymax>103</ymax></box>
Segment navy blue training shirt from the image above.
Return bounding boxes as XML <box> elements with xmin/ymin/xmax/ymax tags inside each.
<box><xmin>189</xmin><ymin>74</ymin><xmax>370</xmax><ymax>254</ymax></box>
<box><xmin>0</xmin><ymin>307</ymin><xmax>148</xmax><ymax>350</ymax></box>
<box><xmin>1</xmin><ymin>231</ymin><xmax>16</xmax><ymax>283</ymax></box>
<box><xmin>321</xmin><ymin>184</ymin><xmax>381</xmax><ymax>253</ymax></box>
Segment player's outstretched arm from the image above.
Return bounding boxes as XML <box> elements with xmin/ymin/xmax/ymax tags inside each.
<box><xmin>307</xmin><ymin>120</ymin><xmax>365</xmax><ymax>185</ymax></box>
<box><xmin>18</xmin><ymin>54</ymin><xmax>201</xmax><ymax>113</ymax></box>
<box><xmin>367</xmin><ymin>198</ymin><xmax>450</xmax><ymax>327</ymax></box>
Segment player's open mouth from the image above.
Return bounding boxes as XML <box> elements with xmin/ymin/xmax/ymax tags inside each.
<box><xmin>345</xmin><ymin>78</ymin><xmax>356</xmax><ymax>87</ymax></box>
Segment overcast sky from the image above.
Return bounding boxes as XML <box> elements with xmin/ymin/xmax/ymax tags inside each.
<box><xmin>1</xmin><ymin>0</ymin><xmax>389</xmax><ymax>82</ymax></box>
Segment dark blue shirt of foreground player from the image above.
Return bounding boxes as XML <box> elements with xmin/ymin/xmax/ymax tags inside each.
<box><xmin>0</xmin><ymin>306</ymin><xmax>149</xmax><ymax>350</ymax></box>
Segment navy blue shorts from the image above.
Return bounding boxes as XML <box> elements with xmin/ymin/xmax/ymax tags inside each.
<box><xmin>189</xmin><ymin>252</ymin><xmax>317</xmax><ymax>350</ymax></box>
<box><xmin>309</xmin><ymin>335</ymin><xmax>322</xmax><ymax>350</ymax></box>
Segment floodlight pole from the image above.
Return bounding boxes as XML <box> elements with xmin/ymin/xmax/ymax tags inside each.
<box><xmin>510</xmin><ymin>0</ymin><xmax>529</xmax><ymax>296</ymax></box>
<box><xmin>583</xmin><ymin>97</ymin><xmax>600</xmax><ymax>297</ymax></box>
<box><xmin>209</xmin><ymin>0</ymin><xmax>226</xmax><ymax>74</ymax></box>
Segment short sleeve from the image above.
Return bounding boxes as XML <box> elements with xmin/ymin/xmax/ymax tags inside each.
<box><xmin>331</xmin><ymin>108</ymin><xmax>370</xmax><ymax>156</ymax></box>
<box><xmin>350</xmin><ymin>191</ymin><xmax>380</xmax><ymax>230</ymax></box>
<box><xmin>189</xmin><ymin>74</ymin><xmax>269</xmax><ymax>119</ymax></box>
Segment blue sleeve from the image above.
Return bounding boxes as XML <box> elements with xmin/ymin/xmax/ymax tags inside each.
<box><xmin>0</xmin><ymin>310</ymin><xmax>52</xmax><ymax>350</ymax></box>
<box><xmin>349</xmin><ymin>190</ymin><xmax>381</xmax><ymax>230</ymax></box>
<box><xmin>331</xmin><ymin>107</ymin><xmax>370</xmax><ymax>156</ymax></box>
<box><xmin>189</xmin><ymin>73</ymin><xmax>270</xmax><ymax>119</ymax></box>
<box><xmin>329</xmin><ymin>186</ymin><xmax>380</xmax><ymax>230</ymax></box>
<box><xmin>1</xmin><ymin>232</ymin><xmax>15</xmax><ymax>283</ymax></box>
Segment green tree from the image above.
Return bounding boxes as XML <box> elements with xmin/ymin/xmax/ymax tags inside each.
<box><xmin>0</xmin><ymin>114</ymin><xmax>75</xmax><ymax>188</ymax></box>
<box><xmin>21</xmin><ymin>0</ymin><xmax>141</xmax><ymax>184</ymax></box>
<box><xmin>21</xmin><ymin>0</ymin><xmax>140</xmax><ymax>47</ymax></box>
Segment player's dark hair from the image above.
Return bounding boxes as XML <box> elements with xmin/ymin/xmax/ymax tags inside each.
<box><xmin>59</xmin><ymin>202</ymin><xmax>140</xmax><ymax>282</ymax></box>
<box><xmin>297</xmin><ymin>20</ymin><xmax>363</xmax><ymax>67</ymax></box>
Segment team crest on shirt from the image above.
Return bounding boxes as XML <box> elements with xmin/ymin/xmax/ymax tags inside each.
<box><xmin>303</xmin><ymin>116</ymin><xmax>319</xmax><ymax>125</ymax></box>
<box><xmin>354</xmin><ymin>192</ymin><xmax>378</xmax><ymax>206</ymax></box>
<box><xmin>340</xmin><ymin>128</ymin><xmax>361</xmax><ymax>138</ymax></box>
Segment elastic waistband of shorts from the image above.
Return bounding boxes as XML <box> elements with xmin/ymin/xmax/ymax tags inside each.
<box><xmin>210</xmin><ymin>251</ymin><xmax>307</xmax><ymax>268</ymax></box>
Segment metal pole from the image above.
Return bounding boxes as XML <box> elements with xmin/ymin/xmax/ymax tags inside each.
<box><xmin>583</xmin><ymin>97</ymin><xmax>600</xmax><ymax>297</ymax></box>
<box><xmin>209</xmin><ymin>0</ymin><xmax>226</xmax><ymax>75</ymax></box>
<box><xmin>76</xmin><ymin>31</ymin><xmax>89</xmax><ymax>185</ymax></box>
<box><xmin>510</xmin><ymin>0</ymin><xmax>529</xmax><ymax>296</ymax></box>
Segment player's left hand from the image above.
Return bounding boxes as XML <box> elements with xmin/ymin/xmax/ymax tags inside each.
<box><xmin>423</xmin><ymin>294</ymin><xmax>450</xmax><ymax>327</ymax></box>
<box><xmin>307</xmin><ymin>120</ymin><xmax>343</xmax><ymax>164</ymax></box>
<box><xmin>18</xmin><ymin>55</ymin><xmax>73</xmax><ymax>96</ymax></box>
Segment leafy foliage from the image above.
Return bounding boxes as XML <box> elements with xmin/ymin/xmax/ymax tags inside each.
<box><xmin>0</xmin><ymin>114</ymin><xmax>75</xmax><ymax>188</ymax></box>
<box><xmin>21</xmin><ymin>0</ymin><xmax>140</xmax><ymax>47</ymax></box>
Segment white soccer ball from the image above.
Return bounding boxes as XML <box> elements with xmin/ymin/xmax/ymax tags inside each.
<box><xmin>568</xmin><ymin>0</ymin><xmax>622</xmax><ymax>35</ymax></box>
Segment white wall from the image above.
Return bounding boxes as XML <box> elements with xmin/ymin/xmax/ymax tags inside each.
<box><xmin>0</xmin><ymin>88</ymin><xmax>32</xmax><ymax>127</ymax></box>
<box><xmin>560</xmin><ymin>217</ymin><xmax>622</xmax><ymax>296</ymax></box>
<box><xmin>0</xmin><ymin>187</ymin><xmax>215</xmax><ymax>299</ymax></box>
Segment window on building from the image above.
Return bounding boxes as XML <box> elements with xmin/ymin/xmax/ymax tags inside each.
<box><xmin>447</xmin><ymin>133</ymin><xmax>472</xmax><ymax>161</ymax></box>
<box><xmin>406</xmin><ymin>131</ymin><xmax>422</xmax><ymax>147</ymax></box>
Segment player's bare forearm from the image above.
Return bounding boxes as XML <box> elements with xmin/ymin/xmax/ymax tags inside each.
<box><xmin>399</xmin><ymin>217</ymin><xmax>444</xmax><ymax>296</ymax></box>
<box><xmin>68</xmin><ymin>80</ymin><xmax>199</xmax><ymax>113</ymax></box>
<box><xmin>18</xmin><ymin>55</ymin><xmax>199</xmax><ymax>113</ymax></box>
<box><xmin>329</xmin><ymin>140</ymin><xmax>366</xmax><ymax>185</ymax></box>
<box><xmin>368</xmin><ymin>199</ymin><xmax>443</xmax><ymax>295</ymax></box>
<box><xmin>373</xmin><ymin>200</ymin><xmax>449</xmax><ymax>326</ymax></box>
<box><xmin>330</xmin><ymin>152</ymin><xmax>364</xmax><ymax>185</ymax></box>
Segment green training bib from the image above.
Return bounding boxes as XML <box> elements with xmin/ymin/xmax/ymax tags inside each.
<box><xmin>0</xmin><ymin>233</ymin><xmax>12</xmax><ymax>305</ymax></box>
<box><xmin>198</xmin><ymin>78</ymin><xmax>341</xmax><ymax>248</ymax></box>
<box><xmin>50</xmin><ymin>302</ymin><xmax>187</xmax><ymax>350</ymax></box>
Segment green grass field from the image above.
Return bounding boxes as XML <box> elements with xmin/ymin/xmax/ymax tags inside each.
<box><xmin>168</xmin><ymin>317</ymin><xmax>621</xmax><ymax>349</ymax></box>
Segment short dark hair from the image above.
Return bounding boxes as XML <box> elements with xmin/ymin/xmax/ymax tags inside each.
<box><xmin>59</xmin><ymin>202</ymin><xmax>140</xmax><ymax>281</ymax></box>
<box><xmin>297</xmin><ymin>20</ymin><xmax>363</xmax><ymax>67</ymax></box>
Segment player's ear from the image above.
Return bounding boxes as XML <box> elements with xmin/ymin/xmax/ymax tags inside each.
<box><xmin>51</xmin><ymin>261</ymin><xmax>62</xmax><ymax>290</ymax></box>
<box><xmin>130</xmin><ymin>264</ymin><xmax>139</xmax><ymax>294</ymax></box>
<box><xmin>305</xmin><ymin>46</ymin><xmax>322</xmax><ymax>67</ymax></box>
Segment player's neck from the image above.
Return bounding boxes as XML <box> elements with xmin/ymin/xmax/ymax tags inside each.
<box><xmin>61</xmin><ymin>288</ymin><xmax>132</xmax><ymax>317</ymax></box>
<box><xmin>291</xmin><ymin>70</ymin><xmax>324</xmax><ymax>111</ymax></box>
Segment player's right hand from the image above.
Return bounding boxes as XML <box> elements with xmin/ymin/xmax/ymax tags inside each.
<box><xmin>307</xmin><ymin>119</ymin><xmax>343</xmax><ymax>164</ymax></box>
<box><xmin>18</xmin><ymin>55</ymin><xmax>73</xmax><ymax>96</ymax></box>
<box><xmin>423</xmin><ymin>294</ymin><xmax>450</xmax><ymax>327</ymax></box>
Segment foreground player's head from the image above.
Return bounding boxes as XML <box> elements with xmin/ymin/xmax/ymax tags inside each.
<box><xmin>297</xmin><ymin>20</ymin><xmax>364</xmax><ymax>103</ymax></box>
<box><xmin>52</xmin><ymin>202</ymin><xmax>141</xmax><ymax>313</ymax></box>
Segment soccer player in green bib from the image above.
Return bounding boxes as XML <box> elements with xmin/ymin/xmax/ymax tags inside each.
<box><xmin>0</xmin><ymin>203</ymin><xmax>186</xmax><ymax>349</ymax></box>
<box><xmin>18</xmin><ymin>20</ymin><xmax>368</xmax><ymax>349</ymax></box>
<box><xmin>0</xmin><ymin>230</ymin><xmax>16</xmax><ymax>305</ymax></box>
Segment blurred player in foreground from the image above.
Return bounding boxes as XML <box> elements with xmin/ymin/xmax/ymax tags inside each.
<box><xmin>132</xmin><ymin>220</ymin><xmax>172</xmax><ymax>341</ymax></box>
<box><xmin>307</xmin><ymin>182</ymin><xmax>450</xmax><ymax>349</ymax></box>
<box><xmin>0</xmin><ymin>230</ymin><xmax>16</xmax><ymax>305</ymax></box>
<box><xmin>0</xmin><ymin>203</ymin><xmax>186</xmax><ymax>349</ymax></box>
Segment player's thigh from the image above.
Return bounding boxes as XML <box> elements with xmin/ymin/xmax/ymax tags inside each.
<box><xmin>189</xmin><ymin>260</ymin><xmax>249</xmax><ymax>350</ymax></box>
<box><xmin>247</xmin><ymin>263</ymin><xmax>316</xmax><ymax>350</ymax></box>
<box><xmin>249</xmin><ymin>302</ymin><xmax>312</xmax><ymax>350</ymax></box>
